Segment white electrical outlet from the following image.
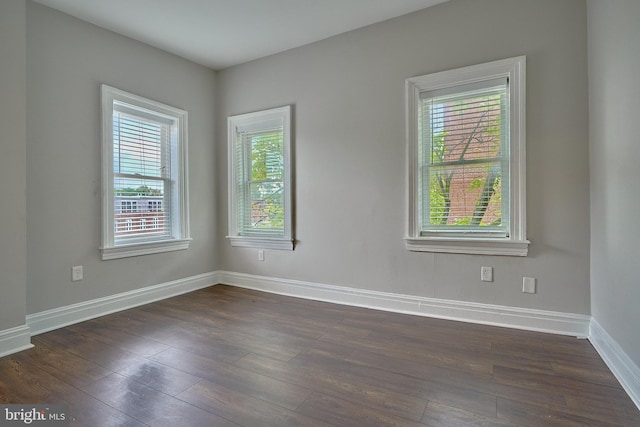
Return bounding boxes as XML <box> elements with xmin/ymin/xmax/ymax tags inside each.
<box><xmin>481</xmin><ymin>266</ymin><xmax>493</xmax><ymax>282</ymax></box>
<box><xmin>258</xmin><ymin>250</ymin><xmax>264</xmax><ymax>261</ymax></box>
<box><xmin>523</xmin><ymin>277</ymin><xmax>536</xmax><ymax>293</ymax></box>
<box><xmin>72</xmin><ymin>265</ymin><xmax>83</xmax><ymax>282</ymax></box>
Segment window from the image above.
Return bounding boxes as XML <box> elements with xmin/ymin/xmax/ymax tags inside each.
<box><xmin>101</xmin><ymin>85</ymin><xmax>190</xmax><ymax>260</ymax></box>
<box><xmin>121</xmin><ymin>200</ymin><xmax>137</xmax><ymax>213</ymax></box>
<box><xmin>227</xmin><ymin>106</ymin><xmax>293</xmax><ymax>250</ymax></box>
<box><xmin>405</xmin><ymin>57</ymin><xmax>529</xmax><ymax>256</ymax></box>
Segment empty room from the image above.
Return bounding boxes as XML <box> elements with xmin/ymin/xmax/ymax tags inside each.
<box><xmin>1</xmin><ymin>0</ymin><xmax>639</xmax><ymax>425</ymax></box>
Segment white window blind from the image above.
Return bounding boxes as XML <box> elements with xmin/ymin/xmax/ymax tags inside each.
<box><xmin>419</xmin><ymin>79</ymin><xmax>509</xmax><ymax>236</ymax></box>
<box><xmin>235</xmin><ymin>127</ymin><xmax>285</xmax><ymax>237</ymax></box>
<box><xmin>112</xmin><ymin>106</ymin><xmax>172</xmax><ymax>243</ymax></box>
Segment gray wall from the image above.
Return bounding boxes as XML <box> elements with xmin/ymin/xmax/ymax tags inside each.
<box><xmin>0</xmin><ymin>0</ymin><xmax>28</xmax><ymax>330</ymax></box>
<box><xmin>26</xmin><ymin>2</ymin><xmax>217</xmax><ymax>314</ymax></box>
<box><xmin>0</xmin><ymin>0</ymin><xmax>600</xmax><ymax>335</ymax></box>
<box><xmin>216</xmin><ymin>0</ymin><xmax>591</xmax><ymax>314</ymax></box>
<box><xmin>588</xmin><ymin>0</ymin><xmax>640</xmax><ymax>365</ymax></box>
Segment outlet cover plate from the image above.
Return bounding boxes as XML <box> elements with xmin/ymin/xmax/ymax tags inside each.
<box><xmin>523</xmin><ymin>277</ymin><xmax>536</xmax><ymax>293</ymax></box>
<box><xmin>72</xmin><ymin>266</ymin><xmax>83</xmax><ymax>282</ymax></box>
<box><xmin>481</xmin><ymin>266</ymin><xmax>493</xmax><ymax>282</ymax></box>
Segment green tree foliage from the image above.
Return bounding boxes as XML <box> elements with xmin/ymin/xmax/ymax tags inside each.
<box><xmin>250</xmin><ymin>132</ymin><xmax>284</xmax><ymax>229</ymax></box>
<box><xmin>115</xmin><ymin>185</ymin><xmax>162</xmax><ymax>196</ymax></box>
<box><xmin>430</xmin><ymin>131</ymin><xmax>450</xmax><ymax>225</ymax></box>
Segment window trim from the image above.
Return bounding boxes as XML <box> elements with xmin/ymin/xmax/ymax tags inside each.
<box><xmin>405</xmin><ymin>56</ymin><xmax>529</xmax><ymax>256</ymax></box>
<box><xmin>100</xmin><ymin>85</ymin><xmax>190</xmax><ymax>260</ymax></box>
<box><xmin>227</xmin><ymin>105</ymin><xmax>293</xmax><ymax>250</ymax></box>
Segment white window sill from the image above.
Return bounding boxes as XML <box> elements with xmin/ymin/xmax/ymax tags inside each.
<box><xmin>227</xmin><ymin>236</ymin><xmax>294</xmax><ymax>251</ymax></box>
<box><xmin>405</xmin><ymin>237</ymin><xmax>529</xmax><ymax>256</ymax></box>
<box><xmin>101</xmin><ymin>238</ymin><xmax>192</xmax><ymax>260</ymax></box>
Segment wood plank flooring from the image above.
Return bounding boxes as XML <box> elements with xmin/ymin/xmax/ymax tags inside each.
<box><xmin>1</xmin><ymin>285</ymin><xmax>638</xmax><ymax>426</ymax></box>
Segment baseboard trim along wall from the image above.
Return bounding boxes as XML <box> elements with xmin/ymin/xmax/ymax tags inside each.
<box><xmin>26</xmin><ymin>271</ymin><xmax>218</xmax><ymax>335</ymax></box>
<box><xmin>17</xmin><ymin>269</ymin><xmax>640</xmax><ymax>411</ymax></box>
<box><xmin>589</xmin><ymin>319</ymin><xmax>640</xmax><ymax>411</ymax></box>
<box><xmin>217</xmin><ymin>271</ymin><xmax>591</xmax><ymax>337</ymax></box>
<box><xmin>0</xmin><ymin>324</ymin><xmax>33</xmax><ymax>358</ymax></box>
<box><xmin>22</xmin><ymin>270</ymin><xmax>592</xmax><ymax>343</ymax></box>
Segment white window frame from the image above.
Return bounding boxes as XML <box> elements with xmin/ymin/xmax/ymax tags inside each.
<box><xmin>101</xmin><ymin>85</ymin><xmax>190</xmax><ymax>260</ymax></box>
<box><xmin>405</xmin><ymin>56</ymin><xmax>529</xmax><ymax>256</ymax></box>
<box><xmin>227</xmin><ymin>106</ymin><xmax>293</xmax><ymax>250</ymax></box>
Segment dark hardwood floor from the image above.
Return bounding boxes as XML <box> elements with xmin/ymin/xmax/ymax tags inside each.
<box><xmin>1</xmin><ymin>285</ymin><xmax>638</xmax><ymax>426</ymax></box>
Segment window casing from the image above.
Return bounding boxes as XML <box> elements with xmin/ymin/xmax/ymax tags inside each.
<box><xmin>101</xmin><ymin>85</ymin><xmax>190</xmax><ymax>260</ymax></box>
<box><xmin>227</xmin><ymin>106</ymin><xmax>293</xmax><ymax>250</ymax></box>
<box><xmin>405</xmin><ymin>57</ymin><xmax>529</xmax><ymax>256</ymax></box>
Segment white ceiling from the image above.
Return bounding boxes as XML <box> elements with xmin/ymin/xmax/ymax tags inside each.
<box><xmin>33</xmin><ymin>0</ymin><xmax>448</xmax><ymax>70</ymax></box>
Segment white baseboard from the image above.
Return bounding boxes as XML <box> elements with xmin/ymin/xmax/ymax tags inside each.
<box><xmin>217</xmin><ymin>271</ymin><xmax>591</xmax><ymax>337</ymax></box>
<box><xmin>18</xmin><ymin>269</ymin><xmax>640</xmax><ymax>412</ymax></box>
<box><xmin>0</xmin><ymin>324</ymin><xmax>33</xmax><ymax>358</ymax></box>
<box><xmin>27</xmin><ymin>271</ymin><xmax>218</xmax><ymax>335</ymax></box>
<box><xmin>589</xmin><ymin>319</ymin><xmax>640</xmax><ymax>411</ymax></box>
<box><xmin>23</xmin><ymin>269</ymin><xmax>591</xmax><ymax>339</ymax></box>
